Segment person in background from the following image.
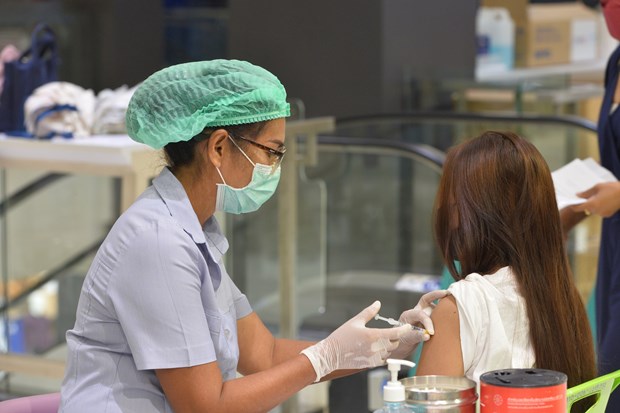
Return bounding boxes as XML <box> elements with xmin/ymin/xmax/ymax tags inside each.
<box><xmin>59</xmin><ymin>59</ymin><xmax>446</xmax><ymax>413</ymax></box>
<box><xmin>562</xmin><ymin>1</ymin><xmax>620</xmax><ymax>409</ymax></box>
<box><xmin>416</xmin><ymin>132</ymin><xmax>596</xmax><ymax>401</ymax></box>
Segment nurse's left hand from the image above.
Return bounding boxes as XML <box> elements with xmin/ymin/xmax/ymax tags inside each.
<box><xmin>390</xmin><ymin>289</ymin><xmax>450</xmax><ymax>360</ymax></box>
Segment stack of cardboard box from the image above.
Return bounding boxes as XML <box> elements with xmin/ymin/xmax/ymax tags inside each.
<box><xmin>482</xmin><ymin>0</ymin><xmax>598</xmax><ymax>67</ymax></box>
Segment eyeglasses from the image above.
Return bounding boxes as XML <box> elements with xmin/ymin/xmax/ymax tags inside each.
<box><xmin>229</xmin><ymin>133</ymin><xmax>286</xmax><ymax>174</ymax></box>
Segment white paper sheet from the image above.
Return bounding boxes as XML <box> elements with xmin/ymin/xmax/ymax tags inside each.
<box><xmin>552</xmin><ymin>158</ymin><xmax>618</xmax><ymax>210</ymax></box>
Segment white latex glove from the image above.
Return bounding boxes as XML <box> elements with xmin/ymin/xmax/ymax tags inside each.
<box><xmin>390</xmin><ymin>289</ymin><xmax>450</xmax><ymax>360</ymax></box>
<box><xmin>301</xmin><ymin>301</ymin><xmax>410</xmax><ymax>382</ymax></box>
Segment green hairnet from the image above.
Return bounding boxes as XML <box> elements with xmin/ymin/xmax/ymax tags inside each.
<box><xmin>125</xmin><ymin>59</ymin><xmax>290</xmax><ymax>149</ymax></box>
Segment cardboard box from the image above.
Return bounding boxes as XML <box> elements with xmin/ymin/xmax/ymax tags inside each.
<box><xmin>482</xmin><ymin>0</ymin><xmax>598</xmax><ymax>67</ymax></box>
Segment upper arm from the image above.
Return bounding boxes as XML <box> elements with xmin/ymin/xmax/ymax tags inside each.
<box><xmin>156</xmin><ymin>362</ymin><xmax>223</xmax><ymax>413</ymax></box>
<box><xmin>415</xmin><ymin>294</ymin><xmax>464</xmax><ymax>377</ymax></box>
<box><xmin>110</xmin><ymin>225</ymin><xmax>215</xmax><ymax>370</ymax></box>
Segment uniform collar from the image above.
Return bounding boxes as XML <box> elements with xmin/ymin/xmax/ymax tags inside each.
<box><xmin>152</xmin><ymin>168</ymin><xmax>230</xmax><ymax>255</ymax></box>
<box><xmin>152</xmin><ymin>167</ymin><xmax>207</xmax><ymax>245</ymax></box>
<box><xmin>204</xmin><ymin>214</ymin><xmax>229</xmax><ymax>257</ymax></box>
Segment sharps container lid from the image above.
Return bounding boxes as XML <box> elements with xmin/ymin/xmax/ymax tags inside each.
<box><xmin>480</xmin><ymin>369</ymin><xmax>567</xmax><ymax>388</ymax></box>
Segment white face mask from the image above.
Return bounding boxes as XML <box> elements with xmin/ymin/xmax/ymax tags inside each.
<box><xmin>215</xmin><ymin>137</ymin><xmax>281</xmax><ymax>214</ymax></box>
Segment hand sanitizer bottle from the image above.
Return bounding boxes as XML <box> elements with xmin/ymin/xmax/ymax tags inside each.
<box><xmin>373</xmin><ymin>358</ymin><xmax>415</xmax><ymax>413</ymax></box>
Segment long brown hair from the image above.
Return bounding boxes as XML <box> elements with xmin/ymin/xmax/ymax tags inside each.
<box><xmin>434</xmin><ymin>131</ymin><xmax>596</xmax><ymax>388</ymax></box>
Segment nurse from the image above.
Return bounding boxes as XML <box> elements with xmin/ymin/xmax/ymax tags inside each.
<box><xmin>562</xmin><ymin>0</ymin><xmax>620</xmax><ymax>410</ymax></box>
<box><xmin>59</xmin><ymin>60</ymin><xmax>445</xmax><ymax>413</ymax></box>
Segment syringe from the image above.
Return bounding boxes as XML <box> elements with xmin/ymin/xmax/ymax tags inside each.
<box><xmin>375</xmin><ymin>314</ymin><xmax>429</xmax><ymax>334</ymax></box>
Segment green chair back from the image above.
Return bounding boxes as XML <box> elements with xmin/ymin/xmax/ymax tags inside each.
<box><xmin>567</xmin><ymin>369</ymin><xmax>620</xmax><ymax>412</ymax></box>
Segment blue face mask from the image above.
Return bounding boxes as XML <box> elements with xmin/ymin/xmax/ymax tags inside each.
<box><xmin>215</xmin><ymin>138</ymin><xmax>281</xmax><ymax>214</ymax></box>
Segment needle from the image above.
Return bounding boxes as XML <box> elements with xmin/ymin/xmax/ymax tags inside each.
<box><xmin>375</xmin><ymin>314</ymin><xmax>428</xmax><ymax>334</ymax></box>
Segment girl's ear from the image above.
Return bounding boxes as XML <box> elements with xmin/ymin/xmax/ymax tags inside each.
<box><xmin>204</xmin><ymin>129</ymin><xmax>229</xmax><ymax>168</ymax></box>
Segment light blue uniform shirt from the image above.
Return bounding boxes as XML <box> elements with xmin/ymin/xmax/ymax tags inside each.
<box><xmin>60</xmin><ymin>167</ymin><xmax>252</xmax><ymax>413</ymax></box>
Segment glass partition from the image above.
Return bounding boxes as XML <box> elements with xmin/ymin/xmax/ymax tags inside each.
<box><xmin>0</xmin><ymin>170</ymin><xmax>116</xmax><ymax>394</ymax></box>
<box><xmin>230</xmin><ymin>139</ymin><xmax>444</xmax><ymax>338</ymax></box>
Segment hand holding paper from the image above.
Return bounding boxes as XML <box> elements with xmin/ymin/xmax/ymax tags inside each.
<box><xmin>551</xmin><ymin>158</ymin><xmax>618</xmax><ymax>210</ymax></box>
<box><xmin>572</xmin><ymin>182</ymin><xmax>620</xmax><ymax>218</ymax></box>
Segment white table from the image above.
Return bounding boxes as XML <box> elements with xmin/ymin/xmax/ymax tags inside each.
<box><xmin>0</xmin><ymin>134</ymin><xmax>163</xmax><ymax>211</ymax></box>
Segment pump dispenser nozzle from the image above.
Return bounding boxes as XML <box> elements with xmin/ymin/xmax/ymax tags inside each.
<box><xmin>384</xmin><ymin>359</ymin><xmax>416</xmax><ymax>403</ymax></box>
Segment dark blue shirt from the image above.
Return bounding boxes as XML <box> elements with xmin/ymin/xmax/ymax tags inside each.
<box><xmin>596</xmin><ymin>44</ymin><xmax>620</xmax><ymax>387</ymax></box>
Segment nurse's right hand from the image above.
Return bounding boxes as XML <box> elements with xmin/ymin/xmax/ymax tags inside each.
<box><xmin>301</xmin><ymin>301</ymin><xmax>409</xmax><ymax>382</ymax></box>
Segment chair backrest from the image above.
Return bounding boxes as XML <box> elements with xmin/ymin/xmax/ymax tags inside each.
<box><xmin>567</xmin><ymin>369</ymin><xmax>620</xmax><ymax>413</ymax></box>
<box><xmin>0</xmin><ymin>392</ymin><xmax>61</xmax><ymax>413</ymax></box>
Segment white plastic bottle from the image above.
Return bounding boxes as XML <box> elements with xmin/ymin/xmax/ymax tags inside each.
<box><xmin>373</xmin><ymin>359</ymin><xmax>415</xmax><ymax>413</ymax></box>
<box><xmin>476</xmin><ymin>7</ymin><xmax>515</xmax><ymax>78</ymax></box>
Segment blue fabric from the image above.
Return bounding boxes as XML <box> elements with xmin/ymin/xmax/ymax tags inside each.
<box><xmin>587</xmin><ymin>284</ymin><xmax>597</xmax><ymax>348</ymax></box>
<box><xmin>4</xmin><ymin>101</ymin><xmax>77</xmax><ymax>140</ymax></box>
<box><xmin>60</xmin><ymin>167</ymin><xmax>252</xmax><ymax>413</ymax></box>
<box><xmin>595</xmin><ymin>44</ymin><xmax>620</xmax><ymax>411</ymax></box>
<box><xmin>31</xmin><ymin>104</ymin><xmax>77</xmax><ymax>139</ymax></box>
<box><xmin>0</xmin><ymin>24</ymin><xmax>58</xmax><ymax>132</ymax></box>
<box><xmin>440</xmin><ymin>262</ymin><xmax>460</xmax><ymax>289</ymax></box>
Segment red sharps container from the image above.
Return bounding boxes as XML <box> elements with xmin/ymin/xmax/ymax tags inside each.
<box><xmin>480</xmin><ymin>369</ymin><xmax>567</xmax><ymax>412</ymax></box>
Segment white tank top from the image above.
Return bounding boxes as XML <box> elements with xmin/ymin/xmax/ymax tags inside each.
<box><xmin>448</xmin><ymin>267</ymin><xmax>536</xmax><ymax>383</ymax></box>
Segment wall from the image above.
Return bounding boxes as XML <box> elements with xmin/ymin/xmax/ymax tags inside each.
<box><xmin>229</xmin><ymin>0</ymin><xmax>478</xmax><ymax>117</ymax></box>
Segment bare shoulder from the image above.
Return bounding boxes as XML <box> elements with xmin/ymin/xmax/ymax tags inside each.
<box><xmin>415</xmin><ymin>294</ymin><xmax>464</xmax><ymax>376</ymax></box>
<box><xmin>432</xmin><ymin>294</ymin><xmax>459</xmax><ymax>321</ymax></box>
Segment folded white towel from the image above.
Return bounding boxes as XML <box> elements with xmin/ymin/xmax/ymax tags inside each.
<box><xmin>24</xmin><ymin>81</ymin><xmax>95</xmax><ymax>138</ymax></box>
<box><xmin>92</xmin><ymin>84</ymin><xmax>138</xmax><ymax>134</ymax></box>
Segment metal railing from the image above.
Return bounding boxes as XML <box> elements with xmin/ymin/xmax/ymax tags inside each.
<box><xmin>336</xmin><ymin>111</ymin><xmax>598</xmax><ymax>133</ymax></box>
<box><xmin>0</xmin><ymin>174</ymin><xmax>67</xmax><ymax>217</ymax></box>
